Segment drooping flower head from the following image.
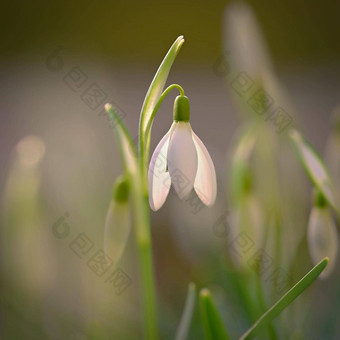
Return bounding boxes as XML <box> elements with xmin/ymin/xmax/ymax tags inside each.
<box><xmin>104</xmin><ymin>175</ymin><xmax>131</xmax><ymax>263</ymax></box>
<box><xmin>307</xmin><ymin>190</ymin><xmax>338</xmax><ymax>278</ymax></box>
<box><xmin>148</xmin><ymin>95</ymin><xmax>217</xmax><ymax>211</ymax></box>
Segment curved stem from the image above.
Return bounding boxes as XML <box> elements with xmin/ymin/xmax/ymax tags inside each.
<box><xmin>145</xmin><ymin>84</ymin><xmax>184</xmax><ymax>139</ymax></box>
<box><xmin>107</xmin><ymin>83</ymin><xmax>185</xmax><ymax>339</ymax></box>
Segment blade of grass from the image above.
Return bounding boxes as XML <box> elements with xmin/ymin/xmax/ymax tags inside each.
<box><xmin>175</xmin><ymin>283</ymin><xmax>196</xmax><ymax>340</ymax></box>
<box><xmin>289</xmin><ymin>129</ymin><xmax>339</xmax><ymax>217</ymax></box>
<box><xmin>238</xmin><ymin>258</ymin><xmax>328</xmax><ymax>340</ymax></box>
<box><xmin>139</xmin><ymin>35</ymin><xmax>184</xmax><ymax>143</ymax></box>
<box><xmin>105</xmin><ymin>103</ymin><xmax>138</xmax><ymax>173</ymax></box>
<box><xmin>199</xmin><ymin>288</ymin><xmax>230</xmax><ymax>340</ymax></box>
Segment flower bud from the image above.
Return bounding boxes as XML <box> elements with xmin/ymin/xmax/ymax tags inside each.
<box><xmin>173</xmin><ymin>95</ymin><xmax>190</xmax><ymax>122</ymax></box>
<box><xmin>104</xmin><ymin>176</ymin><xmax>131</xmax><ymax>263</ymax></box>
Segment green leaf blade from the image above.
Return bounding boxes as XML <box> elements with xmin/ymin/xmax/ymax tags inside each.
<box><xmin>139</xmin><ymin>36</ymin><xmax>184</xmax><ymax>157</ymax></box>
<box><xmin>239</xmin><ymin>258</ymin><xmax>328</xmax><ymax>340</ymax></box>
<box><xmin>105</xmin><ymin>103</ymin><xmax>138</xmax><ymax>174</ymax></box>
<box><xmin>175</xmin><ymin>283</ymin><xmax>196</xmax><ymax>340</ymax></box>
<box><xmin>289</xmin><ymin>129</ymin><xmax>339</xmax><ymax>215</ymax></box>
<box><xmin>199</xmin><ymin>289</ymin><xmax>230</xmax><ymax>340</ymax></box>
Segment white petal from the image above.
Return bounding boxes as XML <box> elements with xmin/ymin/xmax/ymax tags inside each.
<box><xmin>167</xmin><ymin>122</ymin><xmax>198</xmax><ymax>200</ymax></box>
<box><xmin>104</xmin><ymin>201</ymin><xmax>131</xmax><ymax>263</ymax></box>
<box><xmin>192</xmin><ymin>132</ymin><xmax>217</xmax><ymax>206</ymax></box>
<box><xmin>307</xmin><ymin>207</ymin><xmax>338</xmax><ymax>278</ymax></box>
<box><xmin>148</xmin><ymin>130</ymin><xmax>171</xmax><ymax>211</ymax></box>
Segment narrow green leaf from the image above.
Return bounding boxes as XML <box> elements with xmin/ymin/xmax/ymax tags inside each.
<box><xmin>139</xmin><ymin>36</ymin><xmax>184</xmax><ymax>158</ymax></box>
<box><xmin>239</xmin><ymin>258</ymin><xmax>328</xmax><ymax>340</ymax></box>
<box><xmin>289</xmin><ymin>129</ymin><xmax>339</xmax><ymax>215</ymax></box>
<box><xmin>199</xmin><ymin>289</ymin><xmax>230</xmax><ymax>340</ymax></box>
<box><xmin>105</xmin><ymin>103</ymin><xmax>138</xmax><ymax>174</ymax></box>
<box><xmin>175</xmin><ymin>283</ymin><xmax>196</xmax><ymax>340</ymax></box>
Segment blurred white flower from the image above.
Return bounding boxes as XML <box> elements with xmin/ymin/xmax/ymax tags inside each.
<box><xmin>307</xmin><ymin>205</ymin><xmax>338</xmax><ymax>278</ymax></box>
<box><xmin>148</xmin><ymin>96</ymin><xmax>217</xmax><ymax>211</ymax></box>
<box><xmin>325</xmin><ymin>108</ymin><xmax>340</xmax><ymax>201</ymax></box>
<box><xmin>104</xmin><ymin>201</ymin><xmax>131</xmax><ymax>263</ymax></box>
<box><xmin>104</xmin><ymin>176</ymin><xmax>131</xmax><ymax>263</ymax></box>
<box><xmin>16</xmin><ymin>135</ymin><xmax>46</xmax><ymax>168</ymax></box>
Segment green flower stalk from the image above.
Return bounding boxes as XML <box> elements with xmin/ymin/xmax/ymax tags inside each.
<box><xmin>2</xmin><ymin>135</ymin><xmax>48</xmax><ymax>292</ymax></box>
<box><xmin>105</xmin><ymin>35</ymin><xmax>217</xmax><ymax>337</ymax></box>
<box><xmin>105</xmin><ymin>36</ymin><xmax>186</xmax><ymax>339</ymax></box>
<box><xmin>2</xmin><ymin>135</ymin><xmax>49</xmax><ymax>338</ymax></box>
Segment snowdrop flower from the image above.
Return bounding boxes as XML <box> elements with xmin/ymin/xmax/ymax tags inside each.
<box><xmin>104</xmin><ymin>176</ymin><xmax>131</xmax><ymax>263</ymax></box>
<box><xmin>307</xmin><ymin>191</ymin><xmax>338</xmax><ymax>278</ymax></box>
<box><xmin>148</xmin><ymin>95</ymin><xmax>217</xmax><ymax>211</ymax></box>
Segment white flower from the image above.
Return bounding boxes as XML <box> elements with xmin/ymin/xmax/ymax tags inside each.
<box><xmin>148</xmin><ymin>95</ymin><xmax>217</xmax><ymax>211</ymax></box>
<box><xmin>104</xmin><ymin>176</ymin><xmax>131</xmax><ymax>263</ymax></box>
<box><xmin>307</xmin><ymin>205</ymin><xmax>338</xmax><ymax>278</ymax></box>
<box><xmin>104</xmin><ymin>200</ymin><xmax>131</xmax><ymax>263</ymax></box>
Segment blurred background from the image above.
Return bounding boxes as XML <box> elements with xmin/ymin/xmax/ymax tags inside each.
<box><xmin>1</xmin><ymin>0</ymin><xmax>340</xmax><ymax>339</ymax></box>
